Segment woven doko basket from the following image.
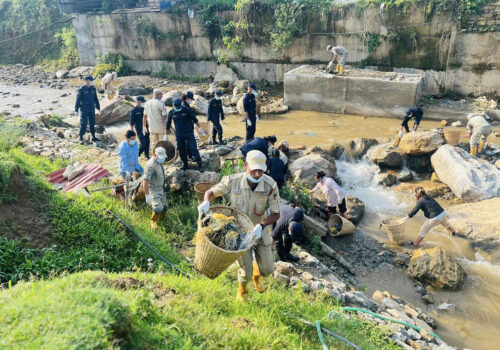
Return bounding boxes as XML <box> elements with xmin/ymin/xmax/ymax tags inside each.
<box><xmin>380</xmin><ymin>218</ymin><xmax>407</xmax><ymax>245</ymax></box>
<box><xmin>194</xmin><ymin>206</ymin><xmax>253</xmax><ymax>279</ymax></box>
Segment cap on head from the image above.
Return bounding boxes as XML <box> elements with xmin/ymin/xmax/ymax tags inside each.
<box><xmin>185</xmin><ymin>91</ymin><xmax>194</xmax><ymax>99</ymax></box>
<box><xmin>112</xmin><ymin>71</ymin><xmax>117</xmax><ymax>78</ymax></box>
<box><xmin>173</xmin><ymin>98</ymin><xmax>182</xmax><ymax>109</ymax></box>
<box><xmin>326</xmin><ymin>45</ymin><xmax>332</xmax><ymax>52</ymax></box>
<box><xmin>84</xmin><ymin>76</ymin><xmax>94</xmax><ymax>81</ymax></box>
<box><xmin>136</xmin><ymin>96</ymin><xmax>146</xmax><ymax>102</ymax></box>
<box><xmin>249</xmin><ymin>83</ymin><xmax>257</xmax><ymax>90</ymax></box>
<box><xmin>155</xmin><ymin>147</ymin><xmax>167</xmax><ymax>158</ymax></box>
<box><xmin>246</xmin><ymin>150</ymin><xmax>267</xmax><ymax>172</ymax></box>
<box><xmin>215</xmin><ymin>90</ymin><xmax>222</xmax><ymax>96</ymax></box>
<box><xmin>290</xmin><ymin>222</ymin><xmax>303</xmax><ymax>237</ymax></box>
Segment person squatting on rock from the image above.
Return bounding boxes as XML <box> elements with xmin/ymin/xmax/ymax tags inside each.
<box><xmin>243</xmin><ymin>83</ymin><xmax>258</xmax><ymax>141</ymax></box>
<box><xmin>272</xmin><ymin>203</ymin><xmax>304</xmax><ymax>262</ymax></box>
<box><xmin>199</xmin><ymin>150</ymin><xmax>280</xmax><ymax>301</ymax></box>
<box><xmin>399</xmin><ymin>103</ymin><xmax>423</xmax><ymax>137</ymax></box>
<box><xmin>467</xmin><ymin>112</ymin><xmax>492</xmax><ymax>156</ymax></box>
<box><xmin>402</xmin><ymin>187</ymin><xmax>456</xmax><ymax>248</ymax></box>
<box><xmin>115</xmin><ymin>130</ymin><xmax>144</xmax><ymax>199</ymax></box>
<box><xmin>101</xmin><ymin>71</ymin><xmax>117</xmax><ymax>99</ymax></box>
<box><xmin>166</xmin><ymin>98</ymin><xmax>205</xmax><ymax>172</ymax></box>
<box><xmin>143</xmin><ymin>88</ymin><xmax>167</xmax><ymax>150</ymax></box>
<box><xmin>143</xmin><ymin>147</ymin><xmax>168</xmax><ymax>230</ymax></box>
<box><xmin>130</xmin><ymin>96</ymin><xmax>149</xmax><ymax>159</ymax></box>
<box><xmin>326</xmin><ymin>45</ymin><xmax>348</xmax><ymax>76</ymax></box>
<box><xmin>207</xmin><ymin>90</ymin><xmax>225</xmax><ymax>145</ymax></box>
<box><xmin>241</xmin><ymin>135</ymin><xmax>278</xmax><ymax>160</ymax></box>
<box><xmin>309</xmin><ymin>171</ymin><xmax>348</xmax><ymax>219</ymax></box>
<box><xmin>267</xmin><ymin>149</ymin><xmax>286</xmax><ymax>189</ymax></box>
<box><xmin>75</xmin><ymin>76</ymin><xmax>100</xmax><ymax>144</ymax></box>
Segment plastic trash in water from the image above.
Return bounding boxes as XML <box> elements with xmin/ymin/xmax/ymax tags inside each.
<box><xmin>187</xmin><ymin>8</ymin><xmax>194</xmax><ymax>18</ymax></box>
<box><xmin>306</xmin><ymin>132</ymin><xmax>315</xmax><ymax>137</ymax></box>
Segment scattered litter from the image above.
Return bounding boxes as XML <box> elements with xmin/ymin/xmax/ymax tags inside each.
<box><xmin>195</xmin><ymin>213</ymin><xmax>252</xmax><ymax>251</ymax></box>
<box><xmin>437</xmin><ymin>302</ymin><xmax>455</xmax><ymax>311</ymax></box>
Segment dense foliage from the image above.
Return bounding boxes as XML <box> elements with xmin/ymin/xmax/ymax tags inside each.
<box><xmin>0</xmin><ymin>0</ymin><xmax>77</xmax><ymax>68</ymax></box>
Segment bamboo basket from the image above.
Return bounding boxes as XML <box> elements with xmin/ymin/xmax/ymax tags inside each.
<box><xmin>380</xmin><ymin>218</ymin><xmax>406</xmax><ymax>245</ymax></box>
<box><xmin>153</xmin><ymin>140</ymin><xmax>178</xmax><ymax>164</ymax></box>
<box><xmin>194</xmin><ymin>206</ymin><xmax>253</xmax><ymax>279</ymax></box>
<box><xmin>328</xmin><ymin>214</ymin><xmax>355</xmax><ymax>237</ymax></box>
<box><xmin>197</xmin><ymin>122</ymin><xmax>211</xmax><ymax>144</ymax></box>
<box><xmin>443</xmin><ymin>130</ymin><xmax>461</xmax><ymax>146</ymax></box>
<box><xmin>194</xmin><ymin>182</ymin><xmax>216</xmax><ymax>203</ymax></box>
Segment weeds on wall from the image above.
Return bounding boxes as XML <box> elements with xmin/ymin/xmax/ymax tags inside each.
<box><xmin>94</xmin><ymin>53</ymin><xmax>131</xmax><ymax>77</ymax></box>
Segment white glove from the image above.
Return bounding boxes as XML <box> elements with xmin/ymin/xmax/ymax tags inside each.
<box><xmin>256</xmin><ymin>114</ymin><xmax>260</xmax><ymax>121</ymax></box>
<box><xmin>412</xmin><ymin>130</ymin><xmax>416</xmax><ymax>134</ymax></box>
<box><xmin>199</xmin><ymin>129</ymin><xmax>207</xmax><ymax>136</ymax></box>
<box><xmin>246</xmin><ymin>119</ymin><xmax>252</xmax><ymax>127</ymax></box>
<box><xmin>198</xmin><ymin>200</ymin><xmax>210</xmax><ymax>216</ymax></box>
<box><xmin>401</xmin><ymin>216</ymin><xmax>409</xmax><ymax>222</ymax></box>
<box><xmin>143</xmin><ymin>128</ymin><xmax>148</xmax><ymax>136</ymax></box>
<box><xmin>252</xmin><ymin>224</ymin><xmax>263</xmax><ymax>240</ymax></box>
<box><xmin>398</xmin><ymin>130</ymin><xmax>403</xmax><ymax>138</ymax></box>
<box><xmin>163</xmin><ymin>135</ymin><xmax>169</xmax><ymax>141</ymax></box>
<box><xmin>145</xmin><ymin>194</ymin><xmax>152</xmax><ymax>204</ymax></box>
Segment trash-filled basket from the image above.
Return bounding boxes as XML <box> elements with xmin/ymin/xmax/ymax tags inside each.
<box><xmin>194</xmin><ymin>206</ymin><xmax>253</xmax><ymax>279</ymax></box>
<box><xmin>328</xmin><ymin>214</ymin><xmax>355</xmax><ymax>237</ymax></box>
<box><xmin>194</xmin><ymin>182</ymin><xmax>216</xmax><ymax>204</ymax></box>
<box><xmin>443</xmin><ymin>130</ymin><xmax>461</xmax><ymax>146</ymax></box>
<box><xmin>380</xmin><ymin>217</ymin><xmax>406</xmax><ymax>245</ymax></box>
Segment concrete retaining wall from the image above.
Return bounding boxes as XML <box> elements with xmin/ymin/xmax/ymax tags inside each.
<box><xmin>284</xmin><ymin>66</ymin><xmax>422</xmax><ymax>118</ymax></box>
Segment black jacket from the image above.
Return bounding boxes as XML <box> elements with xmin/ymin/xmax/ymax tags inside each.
<box><xmin>75</xmin><ymin>85</ymin><xmax>100</xmax><ymax>112</ymax></box>
<box><xmin>129</xmin><ymin>106</ymin><xmax>147</xmax><ymax>134</ymax></box>
<box><xmin>267</xmin><ymin>157</ymin><xmax>285</xmax><ymax>185</ymax></box>
<box><xmin>241</xmin><ymin>137</ymin><xmax>269</xmax><ymax>159</ymax></box>
<box><xmin>272</xmin><ymin>203</ymin><xmax>304</xmax><ymax>240</ymax></box>
<box><xmin>408</xmin><ymin>197</ymin><xmax>444</xmax><ymax>219</ymax></box>
<box><xmin>207</xmin><ymin>98</ymin><xmax>224</xmax><ymax>123</ymax></box>
<box><xmin>243</xmin><ymin>92</ymin><xmax>256</xmax><ymax>117</ymax></box>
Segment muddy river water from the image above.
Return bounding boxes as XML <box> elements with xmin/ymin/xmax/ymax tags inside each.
<box><xmin>3</xmin><ymin>80</ymin><xmax>499</xmax><ymax>349</ymax></box>
<box><xmin>107</xmin><ymin>111</ymin><xmax>500</xmax><ymax>350</ymax></box>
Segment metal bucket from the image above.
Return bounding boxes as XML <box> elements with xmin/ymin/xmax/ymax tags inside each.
<box><xmin>328</xmin><ymin>214</ymin><xmax>355</xmax><ymax>237</ymax></box>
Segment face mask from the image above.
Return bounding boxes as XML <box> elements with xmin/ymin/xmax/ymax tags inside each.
<box><xmin>90</xmin><ymin>81</ymin><xmax>94</xmax><ymax>86</ymax></box>
<box><xmin>252</xmin><ymin>91</ymin><xmax>258</xmax><ymax>97</ymax></box>
<box><xmin>216</xmin><ymin>96</ymin><xmax>221</xmax><ymax>100</ymax></box>
<box><xmin>157</xmin><ymin>156</ymin><xmax>166</xmax><ymax>163</ymax></box>
<box><xmin>247</xmin><ymin>174</ymin><xmax>263</xmax><ymax>184</ymax></box>
<box><xmin>187</xmin><ymin>100</ymin><xmax>193</xmax><ymax>105</ymax></box>
<box><xmin>174</xmin><ymin>106</ymin><xmax>182</xmax><ymax>112</ymax></box>
<box><xmin>128</xmin><ymin>139</ymin><xmax>137</xmax><ymax>146</ymax></box>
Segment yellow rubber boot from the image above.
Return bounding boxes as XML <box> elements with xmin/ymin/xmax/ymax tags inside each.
<box><xmin>236</xmin><ymin>282</ymin><xmax>249</xmax><ymax>301</ymax></box>
<box><xmin>470</xmin><ymin>146</ymin><xmax>478</xmax><ymax>157</ymax></box>
<box><xmin>150</xmin><ymin>212</ymin><xmax>160</xmax><ymax>230</ymax></box>
<box><xmin>252</xmin><ymin>261</ymin><xmax>266</xmax><ymax>293</ymax></box>
<box><xmin>478</xmin><ymin>140</ymin><xmax>486</xmax><ymax>153</ymax></box>
<box><xmin>336</xmin><ymin>64</ymin><xmax>340</xmax><ymax>73</ymax></box>
<box><xmin>339</xmin><ymin>65</ymin><xmax>344</xmax><ymax>76</ymax></box>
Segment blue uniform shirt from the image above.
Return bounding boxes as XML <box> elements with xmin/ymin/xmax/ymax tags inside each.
<box><xmin>117</xmin><ymin>140</ymin><xmax>143</xmax><ymax>178</ymax></box>
<box><xmin>241</xmin><ymin>137</ymin><xmax>269</xmax><ymax>159</ymax></box>
<box><xmin>75</xmin><ymin>85</ymin><xmax>100</xmax><ymax>112</ymax></box>
<box><xmin>272</xmin><ymin>203</ymin><xmax>304</xmax><ymax>240</ymax></box>
<box><xmin>243</xmin><ymin>92</ymin><xmax>256</xmax><ymax>117</ymax></box>
<box><xmin>129</xmin><ymin>106</ymin><xmax>147</xmax><ymax>134</ymax></box>
<box><xmin>267</xmin><ymin>156</ymin><xmax>285</xmax><ymax>185</ymax></box>
<box><xmin>166</xmin><ymin>106</ymin><xmax>199</xmax><ymax>136</ymax></box>
<box><xmin>207</xmin><ymin>98</ymin><xmax>225</xmax><ymax>123</ymax></box>
<box><xmin>403</xmin><ymin>106</ymin><xmax>423</xmax><ymax>125</ymax></box>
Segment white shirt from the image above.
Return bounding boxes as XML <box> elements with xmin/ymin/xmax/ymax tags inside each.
<box><xmin>312</xmin><ymin>176</ymin><xmax>347</xmax><ymax>207</ymax></box>
<box><xmin>467</xmin><ymin>115</ymin><xmax>490</xmax><ymax>133</ymax></box>
<box><xmin>144</xmin><ymin>98</ymin><xmax>167</xmax><ymax>133</ymax></box>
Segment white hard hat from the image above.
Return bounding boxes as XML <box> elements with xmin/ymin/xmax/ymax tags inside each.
<box><xmin>246</xmin><ymin>150</ymin><xmax>267</xmax><ymax>172</ymax></box>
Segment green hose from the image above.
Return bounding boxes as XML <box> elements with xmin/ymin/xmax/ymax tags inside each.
<box><xmin>331</xmin><ymin>307</ymin><xmax>441</xmax><ymax>341</ymax></box>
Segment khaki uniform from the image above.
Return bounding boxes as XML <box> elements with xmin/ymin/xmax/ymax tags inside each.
<box><xmin>101</xmin><ymin>73</ymin><xmax>116</xmax><ymax>99</ymax></box>
<box><xmin>144</xmin><ymin>157</ymin><xmax>166</xmax><ymax>213</ymax></box>
<box><xmin>467</xmin><ymin>115</ymin><xmax>492</xmax><ymax>147</ymax></box>
<box><xmin>144</xmin><ymin>98</ymin><xmax>167</xmax><ymax>146</ymax></box>
<box><xmin>211</xmin><ymin>173</ymin><xmax>280</xmax><ymax>283</ymax></box>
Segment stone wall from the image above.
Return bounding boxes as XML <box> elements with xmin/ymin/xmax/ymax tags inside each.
<box><xmin>461</xmin><ymin>3</ymin><xmax>500</xmax><ymax>33</ymax></box>
<box><xmin>73</xmin><ymin>4</ymin><xmax>499</xmax><ymax>97</ymax></box>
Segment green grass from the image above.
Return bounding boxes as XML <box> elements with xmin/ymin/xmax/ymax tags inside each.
<box><xmin>0</xmin><ymin>271</ymin><xmax>399</xmax><ymax>350</ymax></box>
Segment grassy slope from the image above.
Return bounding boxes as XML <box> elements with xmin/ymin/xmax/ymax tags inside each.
<box><xmin>0</xmin><ymin>118</ymin><xmax>399</xmax><ymax>349</ymax></box>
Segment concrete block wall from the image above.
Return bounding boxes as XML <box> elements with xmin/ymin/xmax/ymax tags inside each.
<box><xmin>461</xmin><ymin>3</ymin><xmax>500</xmax><ymax>33</ymax></box>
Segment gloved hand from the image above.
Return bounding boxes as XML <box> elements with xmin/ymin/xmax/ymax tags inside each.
<box><xmin>163</xmin><ymin>134</ymin><xmax>169</xmax><ymax>141</ymax></box>
<box><xmin>412</xmin><ymin>130</ymin><xmax>416</xmax><ymax>134</ymax></box>
<box><xmin>256</xmin><ymin>114</ymin><xmax>260</xmax><ymax>121</ymax></box>
<box><xmin>199</xmin><ymin>129</ymin><xmax>207</xmax><ymax>136</ymax></box>
<box><xmin>401</xmin><ymin>216</ymin><xmax>409</xmax><ymax>222</ymax></box>
<box><xmin>398</xmin><ymin>130</ymin><xmax>403</xmax><ymax>138</ymax></box>
<box><xmin>252</xmin><ymin>224</ymin><xmax>263</xmax><ymax>240</ymax></box>
<box><xmin>145</xmin><ymin>194</ymin><xmax>152</xmax><ymax>204</ymax></box>
<box><xmin>198</xmin><ymin>200</ymin><xmax>210</xmax><ymax>216</ymax></box>
<box><xmin>143</xmin><ymin>128</ymin><xmax>148</xmax><ymax>136</ymax></box>
<box><xmin>246</xmin><ymin>119</ymin><xmax>252</xmax><ymax>127</ymax></box>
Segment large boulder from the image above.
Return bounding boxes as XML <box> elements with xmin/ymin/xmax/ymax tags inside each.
<box><xmin>190</xmin><ymin>95</ymin><xmax>209</xmax><ymax>115</ymax></box>
<box><xmin>118</xmin><ymin>82</ymin><xmax>151</xmax><ymax>96</ymax></box>
<box><xmin>234</xmin><ymin>80</ymin><xmax>249</xmax><ymax>90</ymax></box>
<box><xmin>347</xmin><ymin>138</ymin><xmax>378</xmax><ymax>158</ymax></box>
<box><xmin>345</xmin><ymin>195</ymin><xmax>365</xmax><ymax>224</ymax></box>
<box><xmin>375</xmin><ymin>173</ymin><xmax>397</xmax><ymax>187</ymax></box>
<box><xmin>162</xmin><ymin>90</ymin><xmax>180</xmax><ymax>106</ymax></box>
<box><xmin>431</xmin><ymin>144</ymin><xmax>500</xmax><ymax>201</ymax></box>
<box><xmin>95</xmin><ymin>100</ymin><xmax>132</xmax><ymax>125</ymax></box>
<box><xmin>199</xmin><ymin>150</ymin><xmax>221</xmax><ymax>172</ymax></box>
<box><xmin>399</xmin><ymin>131</ymin><xmax>444</xmax><ymax>155</ymax></box>
<box><xmin>407</xmin><ymin>247</ymin><xmax>465</xmax><ymax>289</ymax></box>
<box><xmin>55</xmin><ymin>70</ymin><xmax>69</xmax><ymax>79</ymax></box>
<box><xmin>393</xmin><ymin>181</ymin><xmax>450</xmax><ymax>198</ymax></box>
<box><xmin>236</xmin><ymin>96</ymin><xmax>262</xmax><ymax>116</ymax></box>
<box><xmin>289</xmin><ymin>153</ymin><xmax>336</xmax><ymax>187</ymax></box>
<box><xmin>404</xmin><ymin>154</ymin><xmax>432</xmax><ymax>173</ymax></box>
<box><xmin>68</xmin><ymin>66</ymin><xmax>94</xmax><ymax>78</ymax></box>
<box><xmin>260</xmin><ymin>98</ymin><xmax>289</xmax><ymax>115</ymax></box>
<box><xmin>370</xmin><ymin>145</ymin><xmax>403</xmax><ymax>169</ymax></box>
<box><xmin>165</xmin><ymin>166</ymin><xmax>219</xmax><ymax>192</ymax></box>
<box><xmin>316</xmin><ymin>143</ymin><xmax>345</xmax><ymax>160</ymax></box>
<box><xmin>213</xmin><ymin>64</ymin><xmax>238</xmax><ymax>83</ymax></box>
<box><xmin>446</xmin><ymin>198</ymin><xmax>500</xmax><ymax>262</ymax></box>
